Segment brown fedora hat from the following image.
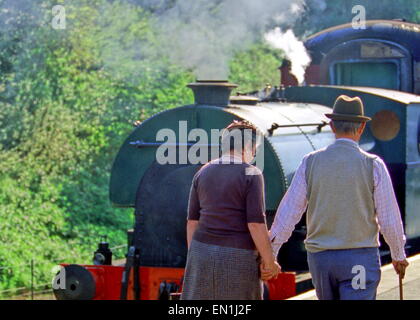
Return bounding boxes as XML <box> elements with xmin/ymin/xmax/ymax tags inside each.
<box><xmin>325</xmin><ymin>95</ymin><xmax>371</xmax><ymax>122</ymax></box>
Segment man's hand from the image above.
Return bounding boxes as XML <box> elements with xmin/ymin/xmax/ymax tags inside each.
<box><xmin>260</xmin><ymin>260</ymin><xmax>281</xmax><ymax>281</ymax></box>
<box><xmin>392</xmin><ymin>259</ymin><xmax>409</xmax><ymax>279</ymax></box>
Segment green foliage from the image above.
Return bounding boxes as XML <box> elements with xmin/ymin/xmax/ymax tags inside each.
<box><xmin>0</xmin><ymin>0</ymin><xmax>195</xmax><ymax>292</ymax></box>
<box><xmin>229</xmin><ymin>43</ymin><xmax>283</xmax><ymax>93</ymax></box>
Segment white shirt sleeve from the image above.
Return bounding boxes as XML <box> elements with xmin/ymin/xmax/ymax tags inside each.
<box><xmin>373</xmin><ymin>158</ymin><xmax>406</xmax><ymax>261</ymax></box>
<box><xmin>269</xmin><ymin>157</ymin><xmax>308</xmax><ymax>257</ymax></box>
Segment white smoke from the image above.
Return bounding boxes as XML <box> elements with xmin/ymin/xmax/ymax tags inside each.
<box><xmin>264</xmin><ymin>28</ymin><xmax>311</xmax><ymax>84</ymax></box>
<box><xmin>149</xmin><ymin>0</ymin><xmax>306</xmax><ymax>80</ymax></box>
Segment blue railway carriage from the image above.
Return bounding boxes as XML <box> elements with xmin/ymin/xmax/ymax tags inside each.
<box><xmin>303</xmin><ymin>20</ymin><xmax>420</xmax><ymax>95</ymax></box>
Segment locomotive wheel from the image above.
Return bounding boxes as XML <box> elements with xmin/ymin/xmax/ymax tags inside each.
<box><xmin>53</xmin><ymin>264</ymin><xmax>96</xmax><ymax>300</ymax></box>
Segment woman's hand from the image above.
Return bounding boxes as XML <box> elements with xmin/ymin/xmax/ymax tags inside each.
<box><xmin>260</xmin><ymin>259</ymin><xmax>281</xmax><ymax>281</ymax></box>
<box><xmin>260</xmin><ymin>264</ymin><xmax>272</xmax><ymax>281</ymax></box>
<box><xmin>247</xmin><ymin>222</ymin><xmax>281</xmax><ymax>281</ymax></box>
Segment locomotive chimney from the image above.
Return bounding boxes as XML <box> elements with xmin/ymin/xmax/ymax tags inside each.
<box><xmin>187</xmin><ymin>80</ymin><xmax>238</xmax><ymax>107</ymax></box>
<box><xmin>279</xmin><ymin>59</ymin><xmax>299</xmax><ymax>87</ymax></box>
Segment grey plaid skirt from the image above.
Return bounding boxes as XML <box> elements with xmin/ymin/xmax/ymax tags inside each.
<box><xmin>181</xmin><ymin>240</ymin><xmax>263</xmax><ymax>300</ymax></box>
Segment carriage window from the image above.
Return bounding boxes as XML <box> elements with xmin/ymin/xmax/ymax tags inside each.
<box><xmin>334</xmin><ymin>62</ymin><xmax>399</xmax><ymax>90</ymax></box>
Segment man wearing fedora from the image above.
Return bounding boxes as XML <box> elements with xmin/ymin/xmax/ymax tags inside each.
<box><xmin>268</xmin><ymin>95</ymin><xmax>409</xmax><ymax>300</ymax></box>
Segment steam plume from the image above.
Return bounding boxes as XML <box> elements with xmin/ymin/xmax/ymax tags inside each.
<box><xmin>148</xmin><ymin>0</ymin><xmax>306</xmax><ymax>80</ymax></box>
<box><xmin>264</xmin><ymin>28</ymin><xmax>311</xmax><ymax>84</ymax></box>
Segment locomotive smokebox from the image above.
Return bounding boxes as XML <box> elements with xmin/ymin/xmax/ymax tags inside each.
<box><xmin>187</xmin><ymin>80</ymin><xmax>237</xmax><ymax>107</ymax></box>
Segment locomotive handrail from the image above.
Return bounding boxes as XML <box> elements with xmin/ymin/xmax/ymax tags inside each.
<box><xmin>267</xmin><ymin>121</ymin><xmax>328</xmax><ymax>136</ymax></box>
<box><xmin>129</xmin><ymin>141</ymin><xmax>220</xmax><ymax>148</ymax></box>
<box><xmin>130</xmin><ymin>120</ymin><xmax>329</xmax><ymax>147</ymax></box>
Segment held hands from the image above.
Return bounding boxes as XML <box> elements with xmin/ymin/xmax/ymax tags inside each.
<box><xmin>392</xmin><ymin>259</ymin><xmax>409</xmax><ymax>279</ymax></box>
<box><xmin>260</xmin><ymin>259</ymin><xmax>281</xmax><ymax>281</ymax></box>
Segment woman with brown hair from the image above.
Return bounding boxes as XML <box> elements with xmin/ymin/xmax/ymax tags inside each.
<box><xmin>181</xmin><ymin>120</ymin><xmax>280</xmax><ymax>300</ymax></box>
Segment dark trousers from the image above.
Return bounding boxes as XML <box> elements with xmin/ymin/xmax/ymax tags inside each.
<box><xmin>307</xmin><ymin>247</ymin><xmax>381</xmax><ymax>300</ymax></box>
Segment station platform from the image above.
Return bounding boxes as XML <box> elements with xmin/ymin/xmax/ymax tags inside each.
<box><xmin>288</xmin><ymin>253</ymin><xmax>420</xmax><ymax>300</ymax></box>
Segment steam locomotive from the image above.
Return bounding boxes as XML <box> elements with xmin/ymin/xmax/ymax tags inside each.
<box><xmin>54</xmin><ymin>20</ymin><xmax>420</xmax><ymax>300</ymax></box>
